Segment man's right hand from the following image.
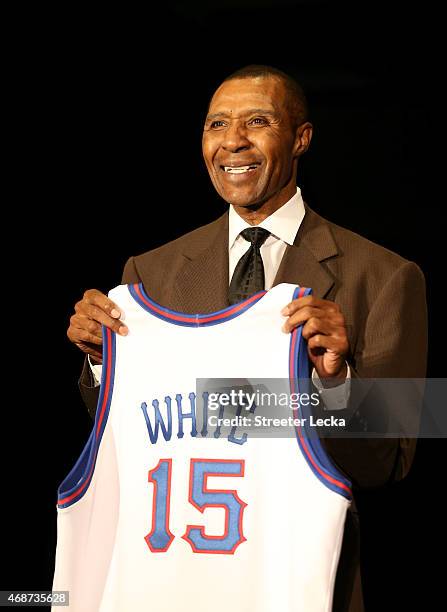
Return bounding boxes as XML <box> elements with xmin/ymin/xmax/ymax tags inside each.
<box><xmin>67</xmin><ymin>289</ymin><xmax>129</xmax><ymax>364</ymax></box>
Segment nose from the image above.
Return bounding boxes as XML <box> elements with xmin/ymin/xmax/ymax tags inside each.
<box><xmin>221</xmin><ymin>121</ymin><xmax>251</xmax><ymax>153</ymax></box>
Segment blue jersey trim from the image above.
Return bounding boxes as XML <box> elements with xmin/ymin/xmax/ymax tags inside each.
<box><xmin>57</xmin><ymin>328</ymin><xmax>116</xmax><ymax>508</ymax></box>
<box><xmin>289</xmin><ymin>286</ymin><xmax>352</xmax><ymax>501</ymax></box>
<box><xmin>128</xmin><ymin>282</ymin><xmax>266</xmax><ymax>327</ymax></box>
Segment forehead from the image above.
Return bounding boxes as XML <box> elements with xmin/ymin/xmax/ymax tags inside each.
<box><xmin>208</xmin><ymin>76</ymin><xmax>287</xmax><ymax>115</ymax></box>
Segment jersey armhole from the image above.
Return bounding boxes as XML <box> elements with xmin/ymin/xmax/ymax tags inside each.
<box><xmin>289</xmin><ymin>286</ymin><xmax>352</xmax><ymax>501</ymax></box>
<box><xmin>57</xmin><ymin>327</ymin><xmax>116</xmax><ymax>509</ymax></box>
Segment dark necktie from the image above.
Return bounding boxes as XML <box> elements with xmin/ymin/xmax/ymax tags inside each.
<box><xmin>229</xmin><ymin>227</ymin><xmax>271</xmax><ymax>305</ymax></box>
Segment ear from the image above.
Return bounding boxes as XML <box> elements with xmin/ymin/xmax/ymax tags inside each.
<box><xmin>293</xmin><ymin>122</ymin><xmax>313</xmax><ymax>157</ymax></box>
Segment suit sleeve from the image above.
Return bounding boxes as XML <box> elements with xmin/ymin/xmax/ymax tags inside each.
<box><xmin>78</xmin><ymin>257</ymin><xmax>141</xmax><ymax>419</ymax></box>
<box><xmin>322</xmin><ymin>261</ymin><xmax>428</xmax><ymax>489</ymax></box>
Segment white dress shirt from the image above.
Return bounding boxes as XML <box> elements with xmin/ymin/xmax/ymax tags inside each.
<box><xmin>228</xmin><ymin>187</ymin><xmax>305</xmax><ymax>290</ymax></box>
<box><xmin>90</xmin><ymin>186</ymin><xmax>350</xmax><ymax>409</ymax></box>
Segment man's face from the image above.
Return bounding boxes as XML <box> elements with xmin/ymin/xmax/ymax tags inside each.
<box><xmin>202</xmin><ymin>76</ymin><xmax>304</xmax><ymax>208</ymax></box>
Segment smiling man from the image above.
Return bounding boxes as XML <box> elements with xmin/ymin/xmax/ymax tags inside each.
<box><xmin>67</xmin><ymin>65</ymin><xmax>427</xmax><ymax>612</ymax></box>
<box><xmin>203</xmin><ymin>75</ymin><xmax>309</xmax><ymax>213</ymax></box>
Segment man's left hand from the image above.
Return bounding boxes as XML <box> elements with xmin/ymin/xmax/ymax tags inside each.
<box><xmin>281</xmin><ymin>295</ymin><xmax>349</xmax><ymax>383</ymax></box>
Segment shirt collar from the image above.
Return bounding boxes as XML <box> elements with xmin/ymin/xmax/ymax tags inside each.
<box><xmin>228</xmin><ymin>186</ymin><xmax>306</xmax><ymax>249</ymax></box>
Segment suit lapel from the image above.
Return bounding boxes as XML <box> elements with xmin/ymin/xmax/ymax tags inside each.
<box><xmin>172</xmin><ymin>213</ymin><xmax>230</xmax><ymax>313</ymax></box>
<box><xmin>273</xmin><ymin>241</ymin><xmax>335</xmax><ymax>299</ymax></box>
<box><xmin>273</xmin><ymin>205</ymin><xmax>338</xmax><ymax>299</ymax></box>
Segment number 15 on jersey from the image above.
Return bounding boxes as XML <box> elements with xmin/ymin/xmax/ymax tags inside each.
<box><xmin>146</xmin><ymin>458</ymin><xmax>247</xmax><ymax>555</ymax></box>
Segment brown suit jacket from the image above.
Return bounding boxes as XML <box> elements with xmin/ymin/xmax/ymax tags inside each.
<box><xmin>79</xmin><ymin>204</ymin><xmax>428</xmax><ymax>612</ymax></box>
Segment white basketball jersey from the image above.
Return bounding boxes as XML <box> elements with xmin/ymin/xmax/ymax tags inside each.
<box><xmin>53</xmin><ymin>282</ymin><xmax>351</xmax><ymax>612</ymax></box>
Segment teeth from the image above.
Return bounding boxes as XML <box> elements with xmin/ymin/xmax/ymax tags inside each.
<box><xmin>224</xmin><ymin>165</ymin><xmax>257</xmax><ymax>174</ymax></box>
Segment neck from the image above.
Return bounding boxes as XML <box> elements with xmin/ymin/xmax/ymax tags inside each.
<box><xmin>231</xmin><ymin>182</ymin><xmax>297</xmax><ymax>226</ymax></box>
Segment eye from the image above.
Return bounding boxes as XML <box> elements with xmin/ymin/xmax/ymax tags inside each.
<box><xmin>249</xmin><ymin>117</ymin><xmax>268</xmax><ymax>126</ymax></box>
<box><xmin>210</xmin><ymin>120</ymin><xmax>226</xmax><ymax>129</ymax></box>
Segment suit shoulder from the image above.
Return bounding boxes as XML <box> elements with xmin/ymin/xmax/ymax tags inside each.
<box><xmin>302</xmin><ymin>206</ymin><xmax>425</xmax><ymax>291</ymax></box>
<box><xmin>323</xmin><ymin>214</ymin><xmax>420</xmax><ymax>274</ymax></box>
<box><xmin>126</xmin><ymin>212</ymin><xmax>227</xmax><ymax>276</ymax></box>
<box><xmin>327</xmin><ymin>223</ymin><xmax>426</xmax><ymax>305</ymax></box>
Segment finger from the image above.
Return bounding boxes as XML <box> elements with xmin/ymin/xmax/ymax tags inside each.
<box><xmin>82</xmin><ymin>289</ymin><xmax>123</xmax><ymax>320</ymax></box>
<box><xmin>79</xmin><ymin>305</ymin><xmax>128</xmax><ymax>335</ymax></box>
<box><xmin>302</xmin><ymin>321</ymin><xmax>347</xmax><ymax>342</ymax></box>
<box><xmin>69</xmin><ymin>314</ymin><xmax>103</xmax><ymax>341</ymax></box>
<box><xmin>74</xmin><ymin>341</ymin><xmax>103</xmax><ymax>362</ymax></box>
<box><xmin>301</xmin><ymin>318</ymin><xmax>339</xmax><ymax>339</ymax></box>
<box><xmin>281</xmin><ymin>307</ymin><xmax>328</xmax><ymax>332</ymax></box>
<box><xmin>281</xmin><ymin>296</ymin><xmax>340</xmax><ymax>316</ymax></box>
<box><xmin>69</xmin><ymin>327</ymin><xmax>104</xmax><ymax>347</ymax></box>
<box><xmin>307</xmin><ymin>334</ymin><xmax>349</xmax><ymax>355</ymax></box>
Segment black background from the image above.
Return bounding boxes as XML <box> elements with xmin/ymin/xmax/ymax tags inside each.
<box><xmin>4</xmin><ymin>2</ymin><xmax>443</xmax><ymax>610</ymax></box>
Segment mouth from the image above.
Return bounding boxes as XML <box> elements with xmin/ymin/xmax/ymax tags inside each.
<box><xmin>219</xmin><ymin>163</ymin><xmax>261</xmax><ymax>175</ymax></box>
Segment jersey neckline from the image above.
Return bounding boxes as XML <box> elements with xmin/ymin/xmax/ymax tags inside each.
<box><xmin>128</xmin><ymin>282</ymin><xmax>267</xmax><ymax>327</ymax></box>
